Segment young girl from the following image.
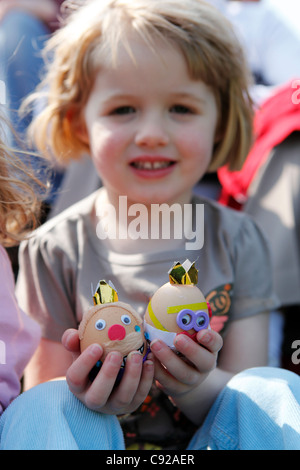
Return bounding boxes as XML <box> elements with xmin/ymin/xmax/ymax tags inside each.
<box><xmin>0</xmin><ymin>119</ymin><xmax>41</xmax><ymax>415</ymax></box>
<box><xmin>1</xmin><ymin>0</ymin><xmax>300</xmax><ymax>450</ymax></box>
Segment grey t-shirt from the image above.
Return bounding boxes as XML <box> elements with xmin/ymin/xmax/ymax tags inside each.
<box><xmin>16</xmin><ymin>190</ymin><xmax>278</xmax><ymax>341</ymax></box>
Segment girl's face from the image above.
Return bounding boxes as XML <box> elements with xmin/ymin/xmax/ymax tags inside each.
<box><xmin>79</xmin><ymin>37</ymin><xmax>218</xmax><ymax>207</ymax></box>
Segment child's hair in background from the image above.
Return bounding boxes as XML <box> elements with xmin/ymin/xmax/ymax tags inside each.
<box><xmin>0</xmin><ymin>117</ymin><xmax>42</xmax><ymax>247</ymax></box>
<box><xmin>23</xmin><ymin>0</ymin><xmax>254</xmax><ymax>172</ymax></box>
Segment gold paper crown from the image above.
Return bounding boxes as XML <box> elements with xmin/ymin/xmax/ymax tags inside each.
<box><xmin>93</xmin><ymin>280</ymin><xmax>118</xmax><ymax>305</ymax></box>
<box><xmin>168</xmin><ymin>260</ymin><xmax>198</xmax><ymax>285</ymax></box>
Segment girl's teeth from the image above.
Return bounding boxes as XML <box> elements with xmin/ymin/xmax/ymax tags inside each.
<box><xmin>153</xmin><ymin>161</ymin><xmax>166</xmax><ymax>169</ymax></box>
<box><xmin>133</xmin><ymin>161</ymin><xmax>171</xmax><ymax>170</ymax></box>
<box><xmin>144</xmin><ymin>162</ymin><xmax>153</xmax><ymax>169</ymax></box>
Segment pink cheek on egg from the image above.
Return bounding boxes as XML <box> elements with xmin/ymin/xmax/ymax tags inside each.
<box><xmin>108</xmin><ymin>324</ymin><xmax>126</xmax><ymax>341</ymax></box>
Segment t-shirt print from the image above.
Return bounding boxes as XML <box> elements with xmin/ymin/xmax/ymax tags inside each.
<box><xmin>206</xmin><ymin>283</ymin><xmax>233</xmax><ymax>335</ymax></box>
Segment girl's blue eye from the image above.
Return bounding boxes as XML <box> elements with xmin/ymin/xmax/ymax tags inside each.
<box><xmin>95</xmin><ymin>319</ymin><xmax>106</xmax><ymax>331</ymax></box>
<box><xmin>111</xmin><ymin>106</ymin><xmax>135</xmax><ymax>115</ymax></box>
<box><xmin>170</xmin><ymin>105</ymin><xmax>192</xmax><ymax>114</ymax></box>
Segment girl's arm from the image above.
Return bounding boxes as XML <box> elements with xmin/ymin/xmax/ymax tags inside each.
<box><xmin>216</xmin><ymin>311</ymin><xmax>269</xmax><ymax>373</ymax></box>
<box><xmin>23</xmin><ymin>338</ymin><xmax>73</xmax><ymax>390</ymax></box>
<box><xmin>151</xmin><ymin>312</ymin><xmax>269</xmax><ymax>425</ymax></box>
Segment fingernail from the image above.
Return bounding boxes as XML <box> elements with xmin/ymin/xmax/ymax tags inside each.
<box><xmin>198</xmin><ymin>331</ymin><xmax>211</xmax><ymax>344</ymax></box>
<box><xmin>129</xmin><ymin>351</ymin><xmax>143</xmax><ymax>364</ymax></box>
<box><xmin>174</xmin><ymin>334</ymin><xmax>189</xmax><ymax>348</ymax></box>
<box><xmin>108</xmin><ymin>351</ymin><xmax>122</xmax><ymax>365</ymax></box>
<box><xmin>145</xmin><ymin>360</ymin><xmax>154</xmax><ymax>370</ymax></box>
<box><xmin>63</xmin><ymin>330</ymin><xmax>73</xmax><ymax>348</ymax></box>
<box><xmin>150</xmin><ymin>340</ymin><xmax>163</xmax><ymax>352</ymax></box>
<box><xmin>90</xmin><ymin>344</ymin><xmax>102</xmax><ymax>357</ymax></box>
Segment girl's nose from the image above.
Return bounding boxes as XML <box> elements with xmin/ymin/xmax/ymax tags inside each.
<box><xmin>108</xmin><ymin>324</ymin><xmax>126</xmax><ymax>341</ymax></box>
<box><xmin>135</xmin><ymin>114</ymin><xmax>169</xmax><ymax>148</ymax></box>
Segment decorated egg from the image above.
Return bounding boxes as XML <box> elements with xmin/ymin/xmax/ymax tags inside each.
<box><xmin>144</xmin><ymin>260</ymin><xmax>211</xmax><ymax>349</ymax></box>
<box><xmin>79</xmin><ymin>281</ymin><xmax>148</xmax><ymax>375</ymax></box>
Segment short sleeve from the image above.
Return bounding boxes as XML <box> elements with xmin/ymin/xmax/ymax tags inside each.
<box><xmin>229</xmin><ymin>215</ymin><xmax>280</xmax><ymax>321</ymax></box>
<box><xmin>16</xmin><ymin>233</ymin><xmax>78</xmax><ymax>342</ymax></box>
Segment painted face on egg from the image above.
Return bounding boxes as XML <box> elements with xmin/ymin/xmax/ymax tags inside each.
<box><xmin>79</xmin><ymin>301</ymin><xmax>147</xmax><ymax>367</ymax></box>
<box><xmin>144</xmin><ymin>282</ymin><xmax>210</xmax><ymax>344</ymax></box>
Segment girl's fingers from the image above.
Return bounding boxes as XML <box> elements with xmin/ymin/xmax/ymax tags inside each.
<box><xmin>66</xmin><ymin>343</ymin><xmax>104</xmax><ymax>395</ymax></box>
<box><xmin>126</xmin><ymin>358</ymin><xmax>154</xmax><ymax>411</ymax></box>
<box><xmin>153</xmin><ymin>357</ymin><xmax>182</xmax><ymax>393</ymax></box>
<box><xmin>84</xmin><ymin>351</ymin><xmax>124</xmax><ymax>410</ymax></box>
<box><xmin>151</xmin><ymin>339</ymin><xmax>200</xmax><ymax>385</ymax></box>
<box><xmin>110</xmin><ymin>352</ymin><xmax>144</xmax><ymax>407</ymax></box>
<box><xmin>65</xmin><ymin>341</ymin><xmax>154</xmax><ymax>414</ymax></box>
<box><xmin>107</xmin><ymin>352</ymin><xmax>154</xmax><ymax>413</ymax></box>
<box><xmin>151</xmin><ymin>330</ymin><xmax>223</xmax><ymax>387</ymax></box>
<box><xmin>62</xmin><ymin>328</ymin><xmax>81</xmax><ymax>359</ymax></box>
<box><xmin>174</xmin><ymin>335</ymin><xmax>217</xmax><ymax>374</ymax></box>
<box><xmin>174</xmin><ymin>331</ymin><xmax>222</xmax><ymax>373</ymax></box>
<box><xmin>196</xmin><ymin>329</ymin><xmax>223</xmax><ymax>354</ymax></box>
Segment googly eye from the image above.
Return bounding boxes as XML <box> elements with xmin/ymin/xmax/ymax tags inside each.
<box><xmin>95</xmin><ymin>319</ymin><xmax>106</xmax><ymax>331</ymax></box>
<box><xmin>194</xmin><ymin>311</ymin><xmax>209</xmax><ymax>331</ymax></box>
<box><xmin>182</xmin><ymin>314</ymin><xmax>192</xmax><ymax>325</ymax></box>
<box><xmin>177</xmin><ymin>309</ymin><xmax>193</xmax><ymax>331</ymax></box>
<box><xmin>196</xmin><ymin>315</ymin><xmax>206</xmax><ymax>328</ymax></box>
<box><xmin>121</xmin><ymin>314</ymin><xmax>131</xmax><ymax>325</ymax></box>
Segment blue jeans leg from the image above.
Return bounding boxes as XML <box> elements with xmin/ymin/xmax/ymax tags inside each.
<box><xmin>0</xmin><ymin>380</ymin><xmax>125</xmax><ymax>450</ymax></box>
<box><xmin>188</xmin><ymin>367</ymin><xmax>300</xmax><ymax>450</ymax></box>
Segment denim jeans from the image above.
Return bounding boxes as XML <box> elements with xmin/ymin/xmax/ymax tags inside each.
<box><xmin>187</xmin><ymin>367</ymin><xmax>300</xmax><ymax>450</ymax></box>
<box><xmin>1</xmin><ymin>367</ymin><xmax>300</xmax><ymax>450</ymax></box>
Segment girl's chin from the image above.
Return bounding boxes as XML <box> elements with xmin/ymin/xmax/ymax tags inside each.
<box><xmin>104</xmin><ymin>183</ymin><xmax>192</xmax><ymax>207</ymax></box>
<box><xmin>126</xmin><ymin>193</ymin><xmax>181</xmax><ymax>207</ymax></box>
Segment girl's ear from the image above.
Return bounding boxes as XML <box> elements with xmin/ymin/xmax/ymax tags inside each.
<box><xmin>65</xmin><ymin>107</ymin><xmax>89</xmax><ymax>145</ymax></box>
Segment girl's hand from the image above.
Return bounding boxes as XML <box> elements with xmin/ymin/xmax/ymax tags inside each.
<box><xmin>62</xmin><ymin>329</ymin><xmax>154</xmax><ymax>415</ymax></box>
<box><xmin>150</xmin><ymin>329</ymin><xmax>223</xmax><ymax>399</ymax></box>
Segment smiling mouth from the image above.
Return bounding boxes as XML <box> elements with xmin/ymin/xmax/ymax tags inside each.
<box><xmin>130</xmin><ymin>160</ymin><xmax>176</xmax><ymax>170</ymax></box>
<box><xmin>121</xmin><ymin>342</ymin><xmax>145</xmax><ymax>368</ymax></box>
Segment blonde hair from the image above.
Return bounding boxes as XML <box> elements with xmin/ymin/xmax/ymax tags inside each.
<box><xmin>0</xmin><ymin>119</ymin><xmax>42</xmax><ymax>247</ymax></box>
<box><xmin>25</xmin><ymin>0</ymin><xmax>254</xmax><ymax>171</ymax></box>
